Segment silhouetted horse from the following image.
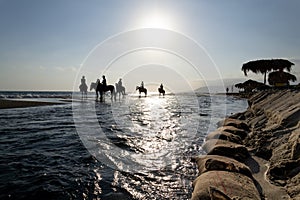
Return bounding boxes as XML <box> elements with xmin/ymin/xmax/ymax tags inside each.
<box><xmin>90</xmin><ymin>82</ymin><xmax>116</xmax><ymax>102</ymax></box>
<box><xmin>115</xmin><ymin>82</ymin><xmax>126</xmax><ymax>99</ymax></box>
<box><xmin>136</xmin><ymin>86</ymin><xmax>147</xmax><ymax>97</ymax></box>
<box><xmin>158</xmin><ymin>87</ymin><xmax>165</xmax><ymax>96</ymax></box>
<box><xmin>79</xmin><ymin>83</ymin><xmax>88</xmax><ymax>99</ymax></box>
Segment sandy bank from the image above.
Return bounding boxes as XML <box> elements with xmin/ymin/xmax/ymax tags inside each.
<box><xmin>191</xmin><ymin>89</ymin><xmax>300</xmax><ymax>199</ymax></box>
<box><xmin>0</xmin><ymin>99</ymin><xmax>65</xmax><ymax>109</ymax></box>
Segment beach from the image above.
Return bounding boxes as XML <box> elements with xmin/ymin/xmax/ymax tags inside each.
<box><xmin>191</xmin><ymin>89</ymin><xmax>300</xmax><ymax>199</ymax></box>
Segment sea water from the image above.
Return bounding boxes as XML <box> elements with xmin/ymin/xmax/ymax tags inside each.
<box><xmin>0</xmin><ymin>92</ymin><xmax>247</xmax><ymax>200</ymax></box>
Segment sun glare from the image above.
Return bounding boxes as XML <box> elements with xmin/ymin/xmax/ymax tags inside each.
<box><xmin>138</xmin><ymin>12</ymin><xmax>173</xmax><ymax>29</ymax></box>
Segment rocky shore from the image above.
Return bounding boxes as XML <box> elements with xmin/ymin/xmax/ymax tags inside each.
<box><xmin>191</xmin><ymin>90</ymin><xmax>300</xmax><ymax>199</ymax></box>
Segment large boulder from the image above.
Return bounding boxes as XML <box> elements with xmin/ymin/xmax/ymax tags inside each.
<box><xmin>206</xmin><ymin>130</ymin><xmax>242</xmax><ymax>144</ymax></box>
<box><xmin>217</xmin><ymin>118</ymin><xmax>250</xmax><ymax>131</ymax></box>
<box><xmin>217</xmin><ymin>126</ymin><xmax>248</xmax><ymax>139</ymax></box>
<box><xmin>286</xmin><ymin>173</ymin><xmax>300</xmax><ymax>199</ymax></box>
<box><xmin>202</xmin><ymin>139</ymin><xmax>250</xmax><ymax>161</ymax></box>
<box><xmin>268</xmin><ymin>159</ymin><xmax>300</xmax><ymax>185</ymax></box>
<box><xmin>191</xmin><ymin>171</ymin><xmax>261</xmax><ymax>200</ymax></box>
<box><xmin>193</xmin><ymin>155</ymin><xmax>253</xmax><ymax>178</ymax></box>
<box><xmin>265</xmin><ymin>129</ymin><xmax>300</xmax><ymax>185</ymax></box>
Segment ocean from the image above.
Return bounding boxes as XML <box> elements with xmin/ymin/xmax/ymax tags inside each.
<box><xmin>0</xmin><ymin>91</ymin><xmax>248</xmax><ymax>200</ymax></box>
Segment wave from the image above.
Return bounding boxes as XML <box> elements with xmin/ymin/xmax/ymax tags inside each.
<box><xmin>0</xmin><ymin>91</ymin><xmax>73</xmax><ymax>99</ymax></box>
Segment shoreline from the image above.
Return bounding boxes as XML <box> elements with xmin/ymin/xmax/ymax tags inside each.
<box><xmin>0</xmin><ymin>99</ymin><xmax>66</xmax><ymax>109</ymax></box>
<box><xmin>191</xmin><ymin>89</ymin><xmax>300</xmax><ymax>199</ymax></box>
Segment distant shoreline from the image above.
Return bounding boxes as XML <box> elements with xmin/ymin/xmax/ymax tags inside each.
<box><xmin>0</xmin><ymin>99</ymin><xmax>65</xmax><ymax>109</ymax></box>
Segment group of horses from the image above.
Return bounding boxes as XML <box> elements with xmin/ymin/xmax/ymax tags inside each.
<box><xmin>79</xmin><ymin>81</ymin><xmax>165</xmax><ymax>101</ymax></box>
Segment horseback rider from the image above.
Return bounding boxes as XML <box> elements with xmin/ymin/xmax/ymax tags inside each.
<box><xmin>80</xmin><ymin>76</ymin><xmax>87</xmax><ymax>88</ymax></box>
<box><xmin>118</xmin><ymin>78</ymin><xmax>122</xmax><ymax>87</ymax></box>
<box><xmin>102</xmin><ymin>75</ymin><xmax>107</xmax><ymax>87</ymax></box>
<box><xmin>79</xmin><ymin>76</ymin><xmax>88</xmax><ymax>98</ymax></box>
<box><xmin>96</xmin><ymin>78</ymin><xmax>100</xmax><ymax>86</ymax></box>
<box><xmin>141</xmin><ymin>81</ymin><xmax>144</xmax><ymax>89</ymax></box>
<box><xmin>160</xmin><ymin>83</ymin><xmax>163</xmax><ymax>90</ymax></box>
<box><xmin>81</xmin><ymin>76</ymin><xmax>86</xmax><ymax>85</ymax></box>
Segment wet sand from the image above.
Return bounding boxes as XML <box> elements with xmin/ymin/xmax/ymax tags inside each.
<box><xmin>0</xmin><ymin>99</ymin><xmax>65</xmax><ymax>109</ymax></box>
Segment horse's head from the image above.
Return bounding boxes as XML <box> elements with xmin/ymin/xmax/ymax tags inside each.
<box><xmin>90</xmin><ymin>82</ymin><xmax>95</xmax><ymax>91</ymax></box>
<box><xmin>136</xmin><ymin>86</ymin><xmax>139</xmax><ymax>90</ymax></box>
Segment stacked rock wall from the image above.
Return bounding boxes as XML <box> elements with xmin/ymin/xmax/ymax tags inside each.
<box><xmin>191</xmin><ymin>90</ymin><xmax>300</xmax><ymax>199</ymax></box>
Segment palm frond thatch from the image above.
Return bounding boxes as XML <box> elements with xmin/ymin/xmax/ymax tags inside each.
<box><xmin>268</xmin><ymin>71</ymin><xmax>297</xmax><ymax>86</ymax></box>
<box><xmin>241</xmin><ymin>59</ymin><xmax>295</xmax><ymax>84</ymax></box>
<box><xmin>234</xmin><ymin>83</ymin><xmax>244</xmax><ymax>89</ymax></box>
<box><xmin>235</xmin><ymin>79</ymin><xmax>266</xmax><ymax>92</ymax></box>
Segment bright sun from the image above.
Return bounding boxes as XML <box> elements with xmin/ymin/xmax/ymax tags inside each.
<box><xmin>138</xmin><ymin>12</ymin><xmax>173</xmax><ymax>29</ymax></box>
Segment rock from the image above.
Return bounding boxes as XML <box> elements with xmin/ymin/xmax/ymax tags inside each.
<box><xmin>217</xmin><ymin>126</ymin><xmax>248</xmax><ymax>139</ymax></box>
<box><xmin>202</xmin><ymin>139</ymin><xmax>250</xmax><ymax>161</ymax></box>
<box><xmin>192</xmin><ymin>90</ymin><xmax>300</xmax><ymax>200</ymax></box>
<box><xmin>262</xmin><ymin>128</ymin><xmax>300</xmax><ymax>185</ymax></box>
<box><xmin>268</xmin><ymin>159</ymin><xmax>300</xmax><ymax>185</ymax></box>
<box><xmin>248</xmin><ymin>115</ymin><xmax>267</xmax><ymax>130</ymax></box>
<box><xmin>286</xmin><ymin>173</ymin><xmax>300</xmax><ymax>199</ymax></box>
<box><xmin>208</xmin><ymin>187</ymin><xmax>232</xmax><ymax>200</ymax></box>
<box><xmin>217</xmin><ymin>118</ymin><xmax>250</xmax><ymax>131</ymax></box>
<box><xmin>291</xmin><ymin>129</ymin><xmax>300</xmax><ymax>160</ymax></box>
<box><xmin>193</xmin><ymin>155</ymin><xmax>253</xmax><ymax>178</ymax></box>
<box><xmin>191</xmin><ymin>171</ymin><xmax>260</xmax><ymax>200</ymax></box>
<box><xmin>206</xmin><ymin>130</ymin><xmax>242</xmax><ymax>144</ymax></box>
<box><xmin>228</xmin><ymin>112</ymin><xmax>246</xmax><ymax>120</ymax></box>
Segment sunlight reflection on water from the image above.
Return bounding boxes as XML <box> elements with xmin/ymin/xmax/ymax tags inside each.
<box><xmin>73</xmin><ymin>93</ymin><xmax>219</xmax><ymax>199</ymax></box>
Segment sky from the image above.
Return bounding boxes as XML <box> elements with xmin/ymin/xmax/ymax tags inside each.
<box><xmin>0</xmin><ymin>0</ymin><xmax>299</xmax><ymax>91</ymax></box>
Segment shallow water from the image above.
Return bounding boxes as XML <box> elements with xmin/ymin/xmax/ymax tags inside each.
<box><xmin>0</xmin><ymin>92</ymin><xmax>247</xmax><ymax>200</ymax></box>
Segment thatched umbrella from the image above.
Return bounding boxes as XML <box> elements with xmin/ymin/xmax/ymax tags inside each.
<box><xmin>268</xmin><ymin>71</ymin><xmax>297</xmax><ymax>86</ymax></box>
<box><xmin>234</xmin><ymin>83</ymin><xmax>244</xmax><ymax>89</ymax></box>
<box><xmin>241</xmin><ymin>59</ymin><xmax>295</xmax><ymax>84</ymax></box>
<box><xmin>235</xmin><ymin>79</ymin><xmax>266</xmax><ymax>92</ymax></box>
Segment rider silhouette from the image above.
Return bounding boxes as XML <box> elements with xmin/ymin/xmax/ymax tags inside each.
<box><xmin>141</xmin><ymin>81</ymin><xmax>144</xmax><ymax>89</ymax></box>
<box><xmin>118</xmin><ymin>78</ymin><xmax>122</xmax><ymax>87</ymax></box>
<box><xmin>160</xmin><ymin>83</ymin><xmax>163</xmax><ymax>90</ymax></box>
<box><xmin>81</xmin><ymin>76</ymin><xmax>86</xmax><ymax>85</ymax></box>
<box><xmin>102</xmin><ymin>75</ymin><xmax>107</xmax><ymax>87</ymax></box>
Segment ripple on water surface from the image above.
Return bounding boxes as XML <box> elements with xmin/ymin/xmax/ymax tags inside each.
<box><xmin>0</xmin><ymin>94</ymin><xmax>247</xmax><ymax>199</ymax></box>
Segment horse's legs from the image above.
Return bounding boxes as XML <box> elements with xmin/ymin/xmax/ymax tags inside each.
<box><xmin>113</xmin><ymin>89</ymin><xmax>116</xmax><ymax>101</ymax></box>
<box><xmin>96</xmin><ymin>91</ymin><xmax>98</xmax><ymax>99</ymax></box>
<box><xmin>100</xmin><ymin>91</ymin><xmax>104</xmax><ymax>102</ymax></box>
<box><xmin>110</xmin><ymin>89</ymin><xmax>113</xmax><ymax>100</ymax></box>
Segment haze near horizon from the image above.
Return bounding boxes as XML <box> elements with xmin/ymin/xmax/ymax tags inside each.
<box><xmin>0</xmin><ymin>0</ymin><xmax>299</xmax><ymax>91</ymax></box>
